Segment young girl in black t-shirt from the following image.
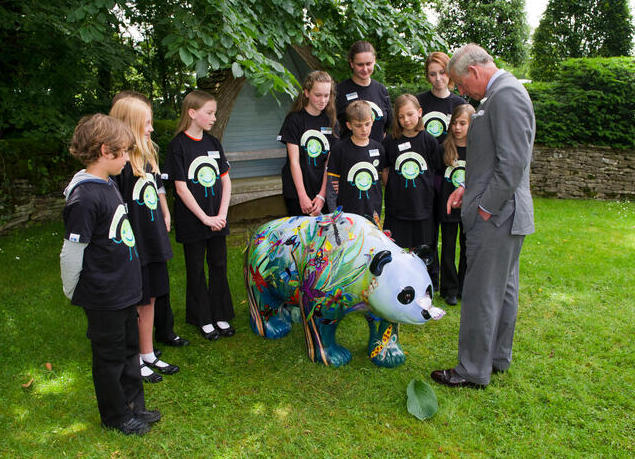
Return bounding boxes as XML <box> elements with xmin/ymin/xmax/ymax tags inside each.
<box><xmin>110</xmin><ymin>97</ymin><xmax>180</xmax><ymax>383</ymax></box>
<box><xmin>382</xmin><ymin>94</ymin><xmax>441</xmax><ymax>272</ymax></box>
<box><xmin>278</xmin><ymin>71</ymin><xmax>337</xmax><ymax>216</ymax></box>
<box><xmin>166</xmin><ymin>90</ymin><xmax>235</xmax><ymax>341</ymax></box>
<box><xmin>439</xmin><ymin>104</ymin><xmax>475</xmax><ymax>306</ymax></box>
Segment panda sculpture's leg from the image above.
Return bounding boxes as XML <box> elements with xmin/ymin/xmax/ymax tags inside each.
<box><xmin>299</xmin><ymin>300</ymin><xmax>352</xmax><ymax>367</ymax></box>
<box><xmin>246</xmin><ymin>274</ymin><xmax>292</xmax><ymax>339</ymax></box>
<box><xmin>366</xmin><ymin>315</ymin><xmax>406</xmax><ymax>368</ymax></box>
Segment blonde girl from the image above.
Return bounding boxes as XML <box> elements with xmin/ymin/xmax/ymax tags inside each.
<box><xmin>439</xmin><ymin>103</ymin><xmax>475</xmax><ymax>305</ymax></box>
<box><xmin>382</xmin><ymin>94</ymin><xmax>442</xmax><ymax>267</ymax></box>
<box><xmin>278</xmin><ymin>70</ymin><xmax>337</xmax><ymax>216</ymax></box>
<box><xmin>166</xmin><ymin>90</ymin><xmax>234</xmax><ymax>341</ymax></box>
<box><xmin>110</xmin><ymin>97</ymin><xmax>180</xmax><ymax>382</ymax></box>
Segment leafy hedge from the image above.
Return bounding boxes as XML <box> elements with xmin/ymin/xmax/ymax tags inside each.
<box><xmin>0</xmin><ymin>119</ymin><xmax>179</xmax><ymax>216</ymax></box>
<box><xmin>527</xmin><ymin>57</ymin><xmax>634</xmax><ymax>148</ymax></box>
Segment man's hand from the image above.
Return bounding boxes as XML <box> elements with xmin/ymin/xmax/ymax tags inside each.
<box><xmin>478</xmin><ymin>207</ymin><xmax>491</xmax><ymax>221</ymax></box>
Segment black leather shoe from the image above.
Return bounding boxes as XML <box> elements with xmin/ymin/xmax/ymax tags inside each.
<box><xmin>163</xmin><ymin>336</ymin><xmax>190</xmax><ymax>346</ymax></box>
<box><xmin>106</xmin><ymin>417</ymin><xmax>151</xmax><ymax>435</ymax></box>
<box><xmin>200</xmin><ymin>327</ymin><xmax>220</xmax><ymax>341</ymax></box>
<box><xmin>445</xmin><ymin>295</ymin><xmax>458</xmax><ymax>306</ymax></box>
<box><xmin>140</xmin><ymin>363</ymin><xmax>163</xmax><ymax>383</ymax></box>
<box><xmin>492</xmin><ymin>367</ymin><xmax>506</xmax><ymax>375</ymax></box>
<box><xmin>134</xmin><ymin>409</ymin><xmax>161</xmax><ymax>424</ymax></box>
<box><xmin>144</xmin><ymin>358</ymin><xmax>179</xmax><ymax>375</ymax></box>
<box><xmin>216</xmin><ymin>323</ymin><xmax>235</xmax><ymax>337</ymax></box>
<box><xmin>430</xmin><ymin>368</ymin><xmax>484</xmax><ymax>388</ymax></box>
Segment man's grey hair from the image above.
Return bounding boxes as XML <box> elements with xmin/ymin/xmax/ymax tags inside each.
<box><xmin>448</xmin><ymin>44</ymin><xmax>494</xmax><ymax>76</ymax></box>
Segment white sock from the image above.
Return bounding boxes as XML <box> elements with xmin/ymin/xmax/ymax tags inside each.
<box><xmin>141</xmin><ymin>352</ymin><xmax>157</xmax><ymax>363</ymax></box>
<box><xmin>201</xmin><ymin>323</ymin><xmax>216</xmax><ymax>333</ymax></box>
<box><xmin>216</xmin><ymin>321</ymin><xmax>230</xmax><ymax>330</ymax></box>
<box><xmin>139</xmin><ymin>355</ymin><xmax>154</xmax><ymax>377</ymax></box>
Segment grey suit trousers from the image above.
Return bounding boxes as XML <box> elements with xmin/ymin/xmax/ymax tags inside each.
<box><xmin>455</xmin><ymin>214</ymin><xmax>524</xmax><ymax>385</ymax></box>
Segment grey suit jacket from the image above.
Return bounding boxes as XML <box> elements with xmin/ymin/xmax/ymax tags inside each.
<box><xmin>462</xmin><ymin>71</ymin><xmax>535</xmax><ymax>236</ymax></box>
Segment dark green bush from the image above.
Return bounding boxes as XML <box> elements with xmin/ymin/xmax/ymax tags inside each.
<box><xmin>0</xmin><ymin>120</ymin><xmax>179</xmax><ymax>218</ymax></box>
<box><xmin>153</xmin><ymin>119</ymin><xmax>178</xmax><ymax>166</ymax></box>
<box><xmin>527</xmin><ymin>57</ymin><xmax>634</xmax><ymax>148</ymax></box>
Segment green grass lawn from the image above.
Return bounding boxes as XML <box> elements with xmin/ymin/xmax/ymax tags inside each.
<box><xmin>0</xmin><ymin>198</ymin><xmax>633</xmax><ymax>457</ymax></box>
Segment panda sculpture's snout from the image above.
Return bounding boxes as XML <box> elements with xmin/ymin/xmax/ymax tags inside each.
<box><xmin>368</xmin><ymin>250</ymin><xmax>445</xmax><ymax>325</ymax></box>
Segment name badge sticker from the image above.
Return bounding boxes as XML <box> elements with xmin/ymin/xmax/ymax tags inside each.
<box><xmin>160</xmin><ymin>173</ymin><xmax>168</xmax><ymax>180</ymax></box>
<box><xmin>320</xmin><ymin>127</ymin><xmax>333</xmax><ymax>135</ymax></box>
<box><xmin>368</xmin><ymin>149</ymin><xmax>380</xmax><ymax>157</ymax></box>
<box><xmin>208</xmin><ymin>150</ymin><xmax>220</xmax><ymax>159</ymax></box>
<box><xmin>276</xmin><ymin>135</ymin><xmax>282</xmax><ymax>141</ymax></box>
<box><xmin>69</xmin><ymin>233</ymin><xmax>80</xmax><ymax>243</ymax></box>
<box><xmin>346</xmin><ymin>92</ymin><xmax>358</xmax><ymax>101</ymax></box>
<box><xmin>398</xmin><ymin>142</ymin><xmax>411</xmax><ymax>151</ymax></box>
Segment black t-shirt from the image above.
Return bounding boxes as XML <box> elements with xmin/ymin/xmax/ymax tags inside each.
<box><xmin>166</xmin><ymin>132</ymin><xmax>230</xmax><ymax>243</ymax></box>
<box><xmin>112</xmin><ymin>163</ymin><xmax>173</xmax><ymax>265</ymax></box>
<box><xmin>278</xmin><ymin>109</ymin><xmax>337</xmax><ymax>199</ymax></box>
<box><xmin>440</xmin><ymin>145</ymin><xmax>466</xmax><ymax>223</ymax></box>
<box><xmin>383</xmin><ymin>130</ymin><xmax>442</xmax><ymax>220</ymax></box>
<box><xmin>63</xmin><ymin>179</ymin><xmax>142</xmax><ymax>310</ymax></box>
<box><xmin>336</xmin><ymin>79</ymin><xmax>393</xmax><ymax>142</ymax></box>
<box><xmin>416</xmin><ymin>91</ymin><xmax>467</xmax><ymax>145</ymax></box>
<box><xmin>327</xmin><ymin>138</ymin><xmax>385</xmax><ymax>221</ymax></box>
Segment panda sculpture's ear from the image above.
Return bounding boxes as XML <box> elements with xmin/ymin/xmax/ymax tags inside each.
<box><xmin>414</xmin><ymin>244</ymin><xmax>434</xmax><ymax>267</ymax></box>
<box><xmin>370</xmin><ymin>250</ymin><xmax>392</xmax><ymax>276</ymax></box>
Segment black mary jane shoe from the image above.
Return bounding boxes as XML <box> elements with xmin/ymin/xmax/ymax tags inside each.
<box><xmin>430</xmin><ymin>368</ymin><xmax>484</xmax><ymax>389</ymax></box>
<box><xmin>200</xmin><ymin>326</ymin><xmax>220</xmax><ymax>341</ymax></box>
<box><xmin>140</xmin><ymin>363</ymin><xmax>163</xmax><ymax>383</ymax></box>
<box><xmin>163</xmin><ymin>336</ymin><xmax>190</xmax><ymax>347</ymax></box>
<box><xmin>216</xmin><ymin>323</ymin><xmax>235</xmax><ymax>337</ymax></box>
<box><xmin>144</xmin><ymin>357</ymin><xmax>180</xmax><ymax>375</ymax></box>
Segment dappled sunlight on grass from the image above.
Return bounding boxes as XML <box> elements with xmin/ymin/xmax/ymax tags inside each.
<box><xmin>250</xmin><ymin>402</ymin><xmax>266</xmax><ymax>415</ymax></box>
<box><xmin>545</xmin><ymin>290</ymin><xmax>576</xmax><ymax>305</ymax></box>
<box><xmin>34</xmin><ymin>372</ymin><xmax>76</xmax><ymax>396</ymax></box>
<box><xmin>273</xmin><ymin>405</ymin><xmax>291</xmax><ymax>420</ymax></box>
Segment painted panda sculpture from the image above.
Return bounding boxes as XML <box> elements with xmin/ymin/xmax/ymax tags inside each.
<box><xmin>244</xmin><ymin>209</ymin><xmax>445</xmax><ymax>367</ymax></box>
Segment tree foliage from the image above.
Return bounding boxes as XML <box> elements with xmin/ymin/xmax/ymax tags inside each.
<box><xmin>0</xmin><ymin>0</ymin><xmax>442</xmax><ymax>140</ymax></box>
<box><xmin>434</xmin><ymin>0</ymin><xmax>530</xmax><ymax>66</ymax></box>
<box><xmin>530</xmin><ymin>0</ymin><xmax>634</xmax><ymax>80</ymax></box>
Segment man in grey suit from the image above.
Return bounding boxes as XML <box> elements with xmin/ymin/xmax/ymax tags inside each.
<box><xmin>431</xmin><ymin>44</ymin><xmax>535</xmax><ymax>388</ymax></box>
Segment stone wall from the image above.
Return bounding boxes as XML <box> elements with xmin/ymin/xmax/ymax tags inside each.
<box><xmin>1</xmin><ymin>145</ymin><xmax>633</xmax><ymax>235</ymax></box>
<box><xmin>531</xmin><ymin>145</ymin><xmax>634</xmax><ymax>200</ymax></box>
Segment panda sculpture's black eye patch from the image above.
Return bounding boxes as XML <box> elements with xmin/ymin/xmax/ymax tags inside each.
<box><xmin>398</xmin><ymin>286</ymin><xmax>415</xmax><ymax>304</ymax></box>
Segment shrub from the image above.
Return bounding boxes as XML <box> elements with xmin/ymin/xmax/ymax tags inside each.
<box><xmin>526</xmin><ymin>57</ymin><xmax>634</xmax><ymax>148</ymax></box>
<box><xmin>0</xmin><ymin>119</ymin><xmax>179</xmax><ymax>219</ymax></box>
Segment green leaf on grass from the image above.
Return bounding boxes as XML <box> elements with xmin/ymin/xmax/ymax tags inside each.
<box><xmin>407</xmin><ymin>379</ymin><xmax>438</xmax><ymax>420</ymax></box>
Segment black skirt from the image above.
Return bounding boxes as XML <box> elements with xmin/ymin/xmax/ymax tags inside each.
<box><xmin>383</xmin><ymin>216</ymin><xmax>434</xmax><ymax>249</ymax></box>
<box><xmin>138</xmin><ymin>262</ymin><xmax>170</xmax><ymax>306</ymax></box>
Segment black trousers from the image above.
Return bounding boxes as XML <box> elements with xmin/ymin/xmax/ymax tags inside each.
<box><xmin>440</xmin><ymin>220</ymin><xmax>467</xmax><ymax>298</ymax></box>
<box><xmin>183</xmin><ymin>237</ymin><xmax>235</xmax><ymax>327</ymax></box>
<box><xmin>84</xmin><ymin>305</ymin><xmax>145</xmax><ymax>427</ymax></box>
<box><xmin>153</xmin><ymin>292</ymin><xmax>177</xmax><ymax>342</ymax></box>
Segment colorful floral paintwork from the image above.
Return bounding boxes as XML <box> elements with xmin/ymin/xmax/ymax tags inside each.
<box><xmin>244</xmin><ymin>209</ymin><xmax>445</xmax><ymax>367</ymax></box>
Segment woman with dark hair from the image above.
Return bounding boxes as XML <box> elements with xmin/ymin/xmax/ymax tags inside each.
<box><xmin>335</xmin><ymin>41</ymin><xmax>393</xmax><ymax>142</ymax></box>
